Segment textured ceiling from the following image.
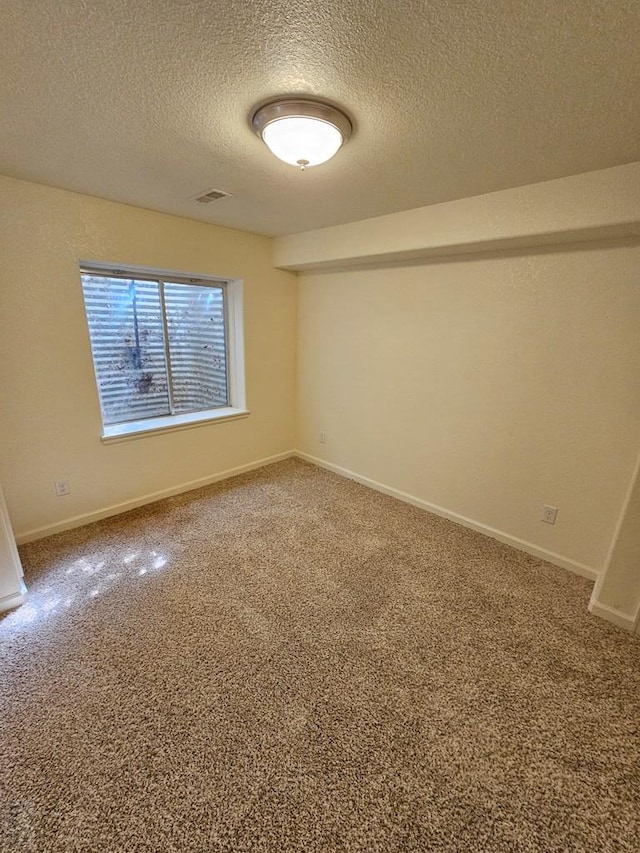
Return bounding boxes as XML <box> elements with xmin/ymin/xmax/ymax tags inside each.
<box><xmin>1</xmin><ymin>0</ymin><xmax>639</xmax><ymax>236</ymax></box>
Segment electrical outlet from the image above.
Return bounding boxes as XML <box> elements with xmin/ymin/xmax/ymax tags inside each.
<box><xmin>54</xmin><ymin>479</ymin><xmax>70</xmax><ymax>497</ymax></box>
<box><xmin>541</xmin><ymin>505</ymin><xmax>557</xmax><ymax>524</ymax></box>
<box><xmin>319</xmin><ymin>430</ymin><xmax>326</xmax><ymax>444</ymax></box>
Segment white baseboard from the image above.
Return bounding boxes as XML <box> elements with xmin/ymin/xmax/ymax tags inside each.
<box><xmin>588</xmin><ymin>598</ymin><xmax>640</xmax><ymax>633</ymax></box>
<box><xmin>15</xmin><ymin>448</ymin><xmax>600</xmax><ymax>587</ymax></box>
<box><xmin>15</xmin><ymin>451</ymin><xmax>296</xmax><ymax>544</ymax></box>
<box><xmin>0</xmin><ymin>582</ymin><xmax>28</xmax><ymax>614</ymax></box>
<box><xmin>296</xmin><ymin>451</ymin><xmax>599</xmax><ymax>582</ymax></box>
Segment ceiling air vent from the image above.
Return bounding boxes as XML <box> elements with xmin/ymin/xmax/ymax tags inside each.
<box><xmin>193</xmin><ymin>188</ymin><xmax>234</xmax><ymax>204</ymax></box>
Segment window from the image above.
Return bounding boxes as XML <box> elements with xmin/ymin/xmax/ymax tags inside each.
<box><xmin>80</xmin><ymin>263</ymin><xmax>246</xmax><ymax>441</ymax></box>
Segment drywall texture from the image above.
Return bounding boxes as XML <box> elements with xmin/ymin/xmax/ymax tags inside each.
<box><xmin>0</xmin><ymin>176</ymin><xmax>296</xmax><ymax>537</ymax></box>
<box><xmin>595</xmin><ymin>454</ymin><xmax>640</xmax><ymax>623</ymax></box>
<box><xmin>296</xmin><ymin>245</ymin><xmax>640</xmax><ymax>573</ymax></box>
<box><xmin>274</xmin><ymin>164</ymin><xmax>640</xmax><ymax>270</ymax></box>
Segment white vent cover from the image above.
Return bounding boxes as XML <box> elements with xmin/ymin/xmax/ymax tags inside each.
<box><xmin>193</xmin><ymin>188</ymin><xmax>234</xmax><ymax>204</ymax></box>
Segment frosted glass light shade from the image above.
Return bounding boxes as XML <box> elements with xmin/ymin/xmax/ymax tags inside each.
<box><xmin>263</xmin><ymin>117</ymin><xmax>343</xmax><ymax>168</ymax></box>
<box><xmin>252</xmin><ymin>99</ymin><xmax>352</xmax><ymax>170</ymax></box>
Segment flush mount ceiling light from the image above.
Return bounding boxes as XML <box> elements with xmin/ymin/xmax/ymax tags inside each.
<box><xmin>251</xmin><ymin>98</ymin><xmax>352</xmax><ymax>170</ymax></box>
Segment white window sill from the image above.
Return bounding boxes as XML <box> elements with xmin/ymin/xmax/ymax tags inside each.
<box><xmin>101</xmin><ymin>407</ymin><xmax>250</xmax><ymax>444</ymax></box>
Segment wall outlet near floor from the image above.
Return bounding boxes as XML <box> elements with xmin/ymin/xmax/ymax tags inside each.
<box><xmin>319</xmin><ymin>430</ymin><xmax>326</xmax><ymax>444</ymax></box>
<box><xmin>541</xmin><ymin>504</ymin><xmax>558</xmax><ymax>524</ymax></box>
<box><xmin>54</xmin><ymin>479</ymin><xmax>70</xmax><ymax>497</ymax></box>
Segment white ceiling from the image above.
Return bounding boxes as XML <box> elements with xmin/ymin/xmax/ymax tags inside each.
<box><xmin>1</xmin><ymin>0</ymin><xmax>638</xmax><ymax>237</ymax></box>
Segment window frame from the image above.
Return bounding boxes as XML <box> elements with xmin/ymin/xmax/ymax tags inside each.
<box><xmin>80</xmin><ymin>261</ymin><xmax>248</xmax><ymax>443</ymax></box>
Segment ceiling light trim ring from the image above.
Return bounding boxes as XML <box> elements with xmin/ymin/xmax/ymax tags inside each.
<box><xmin>252</xmin><ymin>99</ymin><xmax>352</xmax><ymax>142</ymax></box>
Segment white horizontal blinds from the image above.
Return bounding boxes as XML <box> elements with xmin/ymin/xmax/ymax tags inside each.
<box><xmin>163</xmin><ymin>283</ymin><xmax>228</xmax><ymax>413</ymax></box>
<box><xmin>81</xmin><ymin>275</ymin><xmax>170</xmax><ymax>424</ymax></box>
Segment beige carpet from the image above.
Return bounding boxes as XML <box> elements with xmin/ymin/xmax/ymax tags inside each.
<box><xmin>1</xmin><ymin>459</ymin><xmax>639</xmax><ymax>852</ymax></box>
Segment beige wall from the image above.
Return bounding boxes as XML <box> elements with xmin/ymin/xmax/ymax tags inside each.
<box><xmin>3</xmin><ymin>170</ymin><xmax>640</xmax><ymax>623</ymax></box>
<box><xmin>0</xmin><ymin>176</ymin><xmax>297</xmax><ymax>538</ymax></box>
<box><xmin>296</xmin><ymin>244</ymin><xmax>640</xmax><ymax>575</ymax></box>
